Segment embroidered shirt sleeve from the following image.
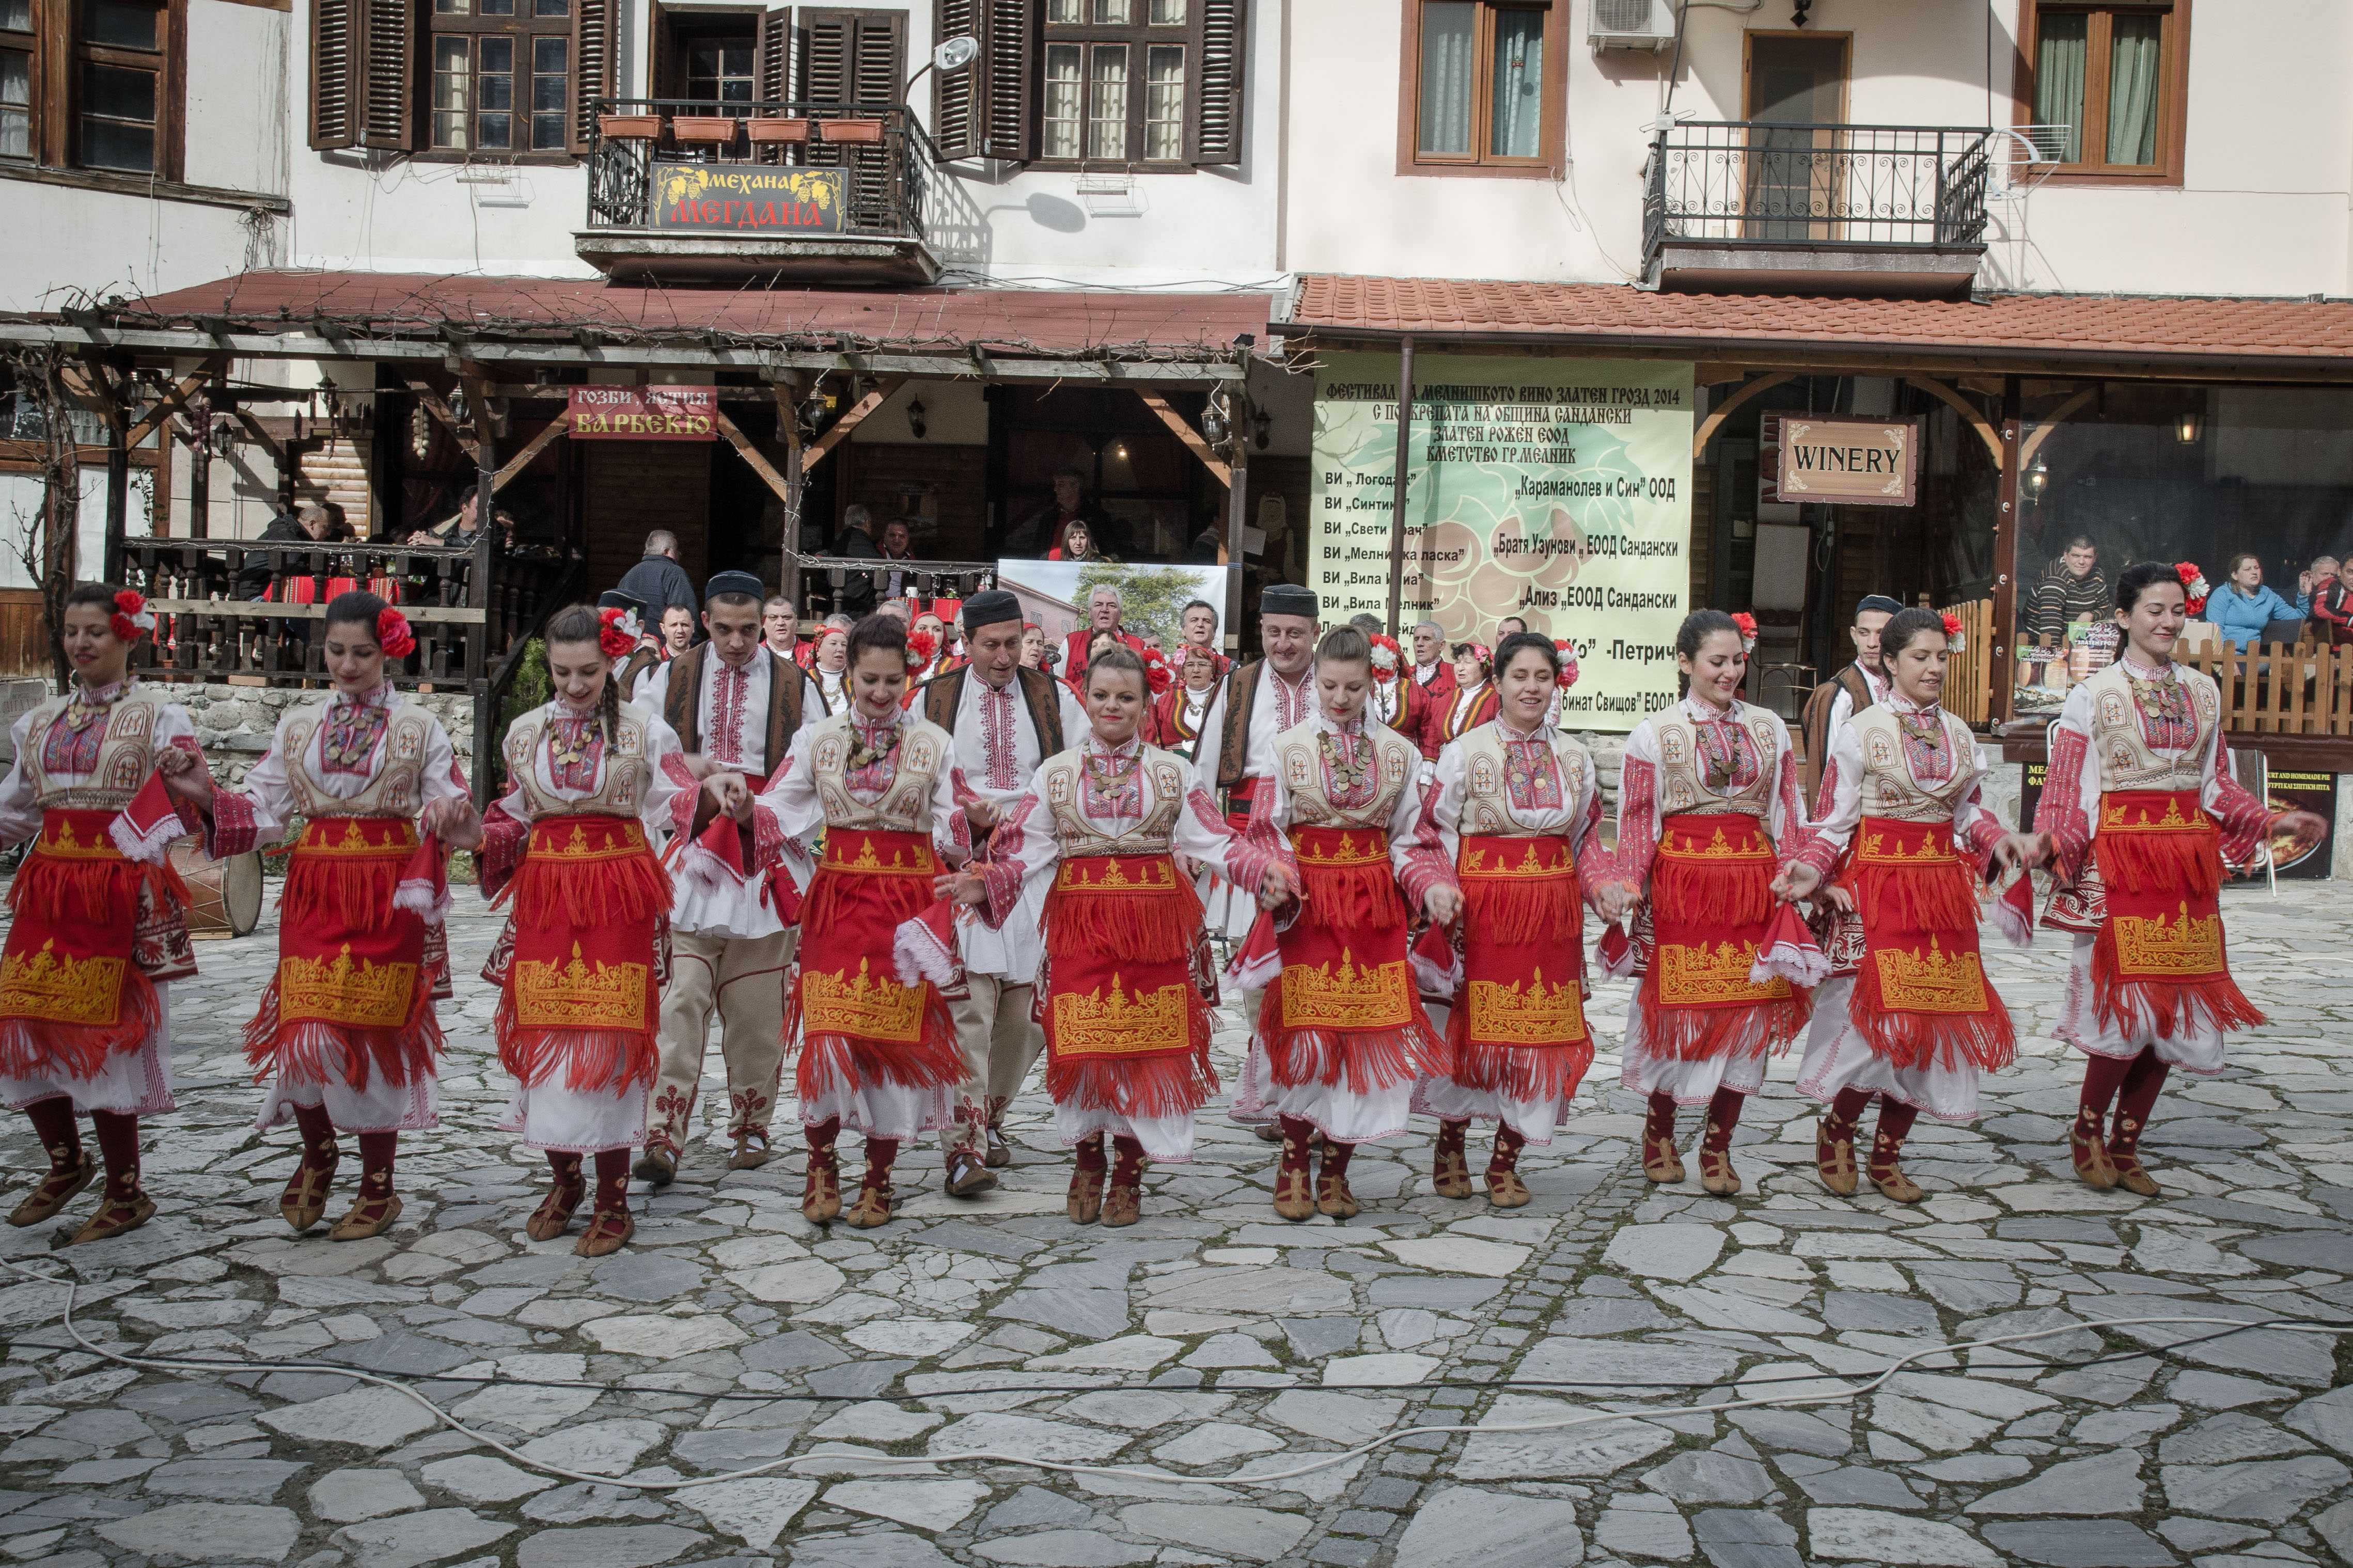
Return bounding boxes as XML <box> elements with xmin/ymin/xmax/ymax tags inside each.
<box><xmin>661</xmin><ymin>748</ymin><xmax>702</xmax><ymax>840</ymax></box>
<box><xmin>639</xmin><ymin>717</ymin><xmax>688</xmax><ymax>842</ymax></box>
<box><xmin>1175</xmin><ymin>780</ymin><xmax>1267</xmax><ymax>894</ymax></box>
<box><xmin>976</xmin><ymin>789</ymin><xmax>1050</xmax><ymax>929</ymax></box>
<box><xmin>757</xmin><ymin>726</ymin><xmax>827</xmax><ymax>845</ymax></box>
<box><xmin>1391</xmin><ymin>771</ymin><xmax>1457</xmax><ymax>914</ymax></box>
<box><xmin>215</xmin><ymin>711</ymin><xmax>302</xmax><ymax>853</ymax></box>
<box><xmin>422</xmin><ymin>720</ymin><xmax>470</xmax><ymax>813</ymax></box>
<box><xmin>1613</xmin><ymin>752</ymin><xmax>1660</xmax><ymax>892</ymax></box>
<box><xmin>2037</xmin><ymin>689</ymin><xmax>2097</xmax><ymax>885</ymax></box>
<box><xmin>0</xmin><ymin>708</ymin><xmax>39</xmax><ymax>843</ymax></box>
<box><xmin>1795</xmin><ymin>726</ymin><xmax>1864</xmax><ymax>874</ymax></box>
<box><xmin>2203</xmin><ymin>745</ymin><xmax>2272</xmax><ymax>862</ymax></box>
<box><xmin>476</xmin><ymin>779</ymin><xmax>531</xmax><ymax>898</ymax></box>
<box><xmin>1767</xmin><ymin>736</ymin><xmax>1809</xmax><ymax>869</ymax></box>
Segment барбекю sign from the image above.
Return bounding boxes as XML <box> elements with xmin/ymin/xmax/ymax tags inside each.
<box><xmin>568</xmin><ymin>386</ymin><xmax>718</xmax><ymax>441</ymax></box>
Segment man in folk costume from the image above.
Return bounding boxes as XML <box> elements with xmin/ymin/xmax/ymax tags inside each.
<box><xmin>914</xmin><ymin>589</ymin><xmax>1086</xmax><ymax>1193</ymax></box>
<box><xmin>946</xmin><ymin>644</ymin><xmax>1280</xmax><ymax>1225</ymax></box>
<box><xmin>1194</xmin><ymin>583</ymin><xmax>1324</xmax><ymax>1135</ymax></box>
<box><xmin>2033</xmin><ymin>561</ymin><xmax>2321</xmax><ymax>1197</ymax></box>
<box><xmin>1</xmin><ymin>586</ymin><xmax>209</xmax><ymax>1243</ymax></box>
<box><xmin>1245</xmin><ymin>626</ymin><xmax>1456</xmax><ymax>1219</ymax></box>
<box><xmin>760</xmin><ymin>615</ymin><xmax>967</xmax><ymax>1228</ymax></box>
<box><xmin>163</xmin><ymin>592</ymin><xmax>479</xmax><ymax>1241</ymax></box>
<box><xmin>1799</xmin><ymin>594</ymin><xmax>1899</xmax><ymax>806</ymax></box>
<box><xmin>480</xmin><ymin>604</ymin><xmax>685</xmax><ymax>1256</ymax></box>
<box><xmin>636</xmin><ymin>571</ymin><xmax>822</xmax><ymax>1184</ymax></box>
<box><xmin>1781</xmin><ymin>608</ymin><xmax>2042</xmax><ymax>1202</ymax></box>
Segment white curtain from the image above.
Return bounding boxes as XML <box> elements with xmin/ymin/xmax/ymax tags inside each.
<box><xmin>1487</xmin><ymin>8</ymin><xmax>1543</xmax><ymax>159</ymax></box>
<box><xmin>2033</xmin><ymin>13</ymin><xmax>2087</xmax><ymax>163</ymax></box>
<box><xmin>2106</xmin><ymin>14</ymin><xmax>2161</xmax><ymax>166</ymax></box>
<box><xmin>1417</xmin><ymin>2</ymin><xmax>1473</xmax><ymax>156</ymax></box>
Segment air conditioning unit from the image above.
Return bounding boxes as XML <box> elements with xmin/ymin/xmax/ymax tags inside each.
<box><xmin>1589</xmin><ymin>0</ymin><xmax>1676</xmax><ymax>49</ymax></box>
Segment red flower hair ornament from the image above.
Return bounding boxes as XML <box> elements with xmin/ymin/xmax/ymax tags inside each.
<box><xmin>1939</xmin><ymin>610</ymin><xmax>1967</xmax><ymax>652</ymax></box>
<box><xmin>904</xmin><ymin>628</ymin><xmax>937</xmax><ymax>670</ymax></box>
<box><xmin>597</xmin><ymin>607</ymin><xmax>639</xmax><ymax>660</ymax></box>
<box><xmin>109</xmin><ymin>590</ymin><xmax>154</xmax><ymax>643</ymax></box>
<box><xmin>2176</xmin><ymin>560</ymin><xmax>2210</xmax><ymax>616</ymax></box>
<box><xmin>1141</xmin><ymin>646</ymin><xmax>1174</xmax><ymax>696</ymax></box>
<box><xmin>375</xmin><ymin>607</ymin><xmax>416</xmax><ymax>659</ymax></box>
<box><xmin>1368</xmin><ymin>633</ymin><xmax>1403</xmax><ymax>684</ymax></box>
<box><xmin>1552</xmin><ymin>638</ymin><xmax>1581</xmax><ymax>691</ymax></box>
<box><xmin>1730</xmin><ymin>611</ymin><xmax>1759</xmax><ymax>655</ymax></box>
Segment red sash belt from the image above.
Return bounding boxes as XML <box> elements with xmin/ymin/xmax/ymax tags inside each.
<box><xmin>2091</xmin><ymin>789</ymin><xmax>2260</xmax><ymax>1037</ymax></box>
<box><xmin>1638</xmin><ymin>811</ymin><xmax>1808</xmax><ymax>1059</ymax></box>
<box><xmin>498</xmin><ymin>813</ymin><xmax>666</xmax><ymax>1091</ymax></box>
<box><xmin>0</xmin><ymin>809</ymin><xmax>161</xmax><ymax>1076</ymax></box>
<box><xmin>1041</xmin><ymin>852</ymin><xmax>1214</xmax><ymax>1117</ymax></box>
<box><xmin>1848</xmin><ymin>816</ymin><xmax>2013</xmax><ymax>1071</ymax></box>
<box><xmin>1450</xmin><ymin>833</ymin><xmax>1590</xmax><ymax>1099</ymax></box>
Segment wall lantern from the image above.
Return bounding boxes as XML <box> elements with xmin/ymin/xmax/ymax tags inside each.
<box><xmin>2174</xmin><ymin>408</ymin><xmax>2205</xmax><ymax>445</ymax></box>
<box><xmin>2027</xmin><ymin>455</ymin><xmax>2048</xmax><ymax>496</ymax></box>
<box><xmin>906</xmin><ymin>395</ymin><xmax>927</xmax><ymax>439</ymax></box>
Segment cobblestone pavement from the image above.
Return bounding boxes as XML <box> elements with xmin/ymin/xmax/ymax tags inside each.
<box><xmin>4</xmin><ymin>882</ymin><xmax>2352</xmax><ymax>1568</ymax></box>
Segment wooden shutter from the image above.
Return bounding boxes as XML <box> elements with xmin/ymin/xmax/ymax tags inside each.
<box><xmin>309</xmin><ymin>0</ymin><xmax>362</xmax><ymax>149</ymax></box>
<box><xmin>1187</xmin><ymin>0</ymin><xmax>1244</xmax><ymax>166</ymax></box>
<box><xmin>570</xmin><ymin>0</ymin><xmax>618</xmax><ymax>153</ymax></box>
<box><xmin>760</xmin><ymin>6</ymin><xmax>791</xmax><ymax>104</ymax></box>
<box><xmin>980</xmin><ymin>0</ymin><xmax>1036</xmax><ymax>162</ymax></box>
<box><xmin>797</xmin><ymin>7</ymin><xmax>850</xmax><ymax>102</ymax></box>
<box><xmin>931</xmin><ymin>0</ymin><xmax>980</xmax><ymax>159</ymax></box>
<box><xmin>359</xmin><ymin>0</ymin><xmax>419</xmax><ymax>150</ymax></box>
<box><xmin>799</xmin><ymin>9</ymin><xmax>903</xmax><ymax>226</ymax></box>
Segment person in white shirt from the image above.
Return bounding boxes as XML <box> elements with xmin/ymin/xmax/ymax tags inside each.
<box><xmin>761</xmin><ymin>594</ymin><xmax>798</xmax><ymax>662</ymax></box>
<box><xmin>634</xmin><ymin>571</ymin><xmax>824</xmax><ymax>1183</ymax></box>
<box><xmin>912</xmin><ymin>589</ymin><xmax>1087</xmax><ymax>1192</ymax></box>
<box><xmin>809</xmin><ymin>614</ymin><xmax>854</xmax><ymax>715</ymax></box>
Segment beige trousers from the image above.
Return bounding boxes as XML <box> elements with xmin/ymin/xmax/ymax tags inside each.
<box><xmin>942</xmin><ymin>974</ymin><xmax>1045</xmax><ymax>1155</ymax></box>
<box><xmin>645</xmin><ymin>927</ymin><xmax>794</xmax><ymax>1160</ymax></box>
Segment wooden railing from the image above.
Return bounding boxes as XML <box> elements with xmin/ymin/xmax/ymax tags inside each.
<box><xmin>2178</xmin><ymin>638</ymin><xmax>2353</xmax><ymax>735</ymax></box>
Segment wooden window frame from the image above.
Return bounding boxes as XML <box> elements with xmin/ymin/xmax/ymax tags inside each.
<box><xmin>424</xmin><ymin>0</ymin><xmax>575</xmax><ymax>157</ymax></box>
<box><xmin>649</xmin><ymin>0</ymin><xmax>775</xmax><ymax>105</ymax></box>
<box><xmin>1394</xmin><ymin>0</ymin><xmax>1563</xmax><ymax>180</ymax></box>
<box><xmin>1034</xmin><ymin>0</ymin><xmax>1190</xmax><ymax>170</ymax></box>
<box><xmin>7</xmin><ymin>0</ymin><xmax>185</xmax><ymax>177</ymax></box>
<box><xmin>1</xmin><ymin>0</ymin><xmax>36</xmax><ymax>161</ymax></box>
<box><xmin>2014</xmin><ymin>0</ymin><xmax>2188</xmax><ymax>187</ymax></box>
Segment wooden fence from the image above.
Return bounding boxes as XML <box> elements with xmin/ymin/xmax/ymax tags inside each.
<box><xmin>1936</xmin><ymin>597</ymin><xmax>1995</xmax><ymax>726</ymax></box>
<box><xmin>2175</xmin><ymin>638</ymin><xmax>2353</xmax><ymax>735</ymax></box>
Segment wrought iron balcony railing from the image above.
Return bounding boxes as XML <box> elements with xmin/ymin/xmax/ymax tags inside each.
<box><xmin>585</xmin><ymin>97</ymin><xmax>933</xmax><ymax>243</ymax></box>
<box><xmin>1643</xmin><ymin>122</ymin><xmax>1994</xmax><ymax>270</ymax></box>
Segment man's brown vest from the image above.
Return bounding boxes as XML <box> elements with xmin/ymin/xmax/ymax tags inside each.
<box><xmin>663</xmin><ymin>643</ymin><xmax>806</xmax><ymax>778</ymax></box>
<box><xmin>1216</xmin><ymin>659</ymin><xmax>1268</xmax><ymax>793</ymax></box>
<box><xmin>1798</xmin><ymin>663</ymin><xmax>1876</xmax><ymax>807</ymax></box>
<box><xmin>920</xmin><ymin>664</ymin><xmax>1066</xmax><ymax>759</ymax></box>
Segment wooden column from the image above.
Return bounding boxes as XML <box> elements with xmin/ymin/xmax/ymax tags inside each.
<box><xmin>1991</xmin><ymin>375</ymin><xmax>2022</xmax><ymax>727</ymax></box>
<box><xmin>468</xmin><ymin>380</ymin><xmax>499</xmax><ymax>802</ymax></box>
<box><xmin>1385</xmin><ymin>334</ymin><xmax>1416</xmax><ymax>636</ymax></box>
<box><xmin>102</xmin><ymin>382</ymin><xmax>128</xmax><ymax>587</ymax></box>
<box><xmin>774</xmin><ymin>381</ymin><xmax>806</xmax><ymax>618</ymax></box>
<box><xmin>1226</xmin><ymin>407</ymin><xmax>1250</xmax><ymax>650</ymax></box>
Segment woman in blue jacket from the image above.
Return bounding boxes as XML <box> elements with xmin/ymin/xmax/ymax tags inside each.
<box><xmin>2205</xmin><ymin>554</ymin><xmax>2307</xmax><ymax>646</ymax></box>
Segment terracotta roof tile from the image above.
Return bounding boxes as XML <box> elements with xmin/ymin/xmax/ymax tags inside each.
<box><xmin>1284</xmin><ymin>276</ymin><xmax>2353</xmax><ymax>365</ymax></box>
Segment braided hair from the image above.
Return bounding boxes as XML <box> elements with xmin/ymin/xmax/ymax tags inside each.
<box><xmin>543</xmin><ymin>603</ymin><xmax>621</xmax><ymax>748</ymax></box>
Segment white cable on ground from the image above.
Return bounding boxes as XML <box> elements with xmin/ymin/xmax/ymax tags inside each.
<box><xmin>3</xmin><ymin>1255</ymin><xmax>2344</xmax><ymax>1492</ymax></box>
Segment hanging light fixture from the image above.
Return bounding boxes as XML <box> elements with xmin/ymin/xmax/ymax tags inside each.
<box><xmin>906</xmin><ymin>395</ymin><xmax>927</xmax><ymax>439</ymax></box>
<box><xmin>2174</xmin><ymin>406</ymin><xmax>2205</xmax><ymax>445</ymax></box>
<box><xmin>2028</xmin><ymin>455</ymin><xmax>2048</xmax><ymax>496</ymax></box>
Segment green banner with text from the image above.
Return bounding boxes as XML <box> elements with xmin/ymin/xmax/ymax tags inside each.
<box><xmin>1311</xmin><ymin>353</ymin><xmax>1695</xmax><ymax>732</ymax></box>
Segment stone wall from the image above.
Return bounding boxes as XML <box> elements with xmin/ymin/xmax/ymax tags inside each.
<box><xmin>176</xmin><ymin>686</ymin><xmax>480</xmax><ymax>788</ymax></box>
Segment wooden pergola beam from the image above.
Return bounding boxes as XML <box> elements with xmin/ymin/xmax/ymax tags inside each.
<box><xmin>1691</xmin><ymin>372</ymin><xmax>1796</xmax><ymax>460</ymax></box>
<box><xmin>1138</xmin><ymin>392</ymin><xmax>1232</xmax><ymax>487</ymax></box>
<box><xmin>490</xmin><ymin>411</ymin><xmax>572</xmax><ymax>492</ymax></box>
<box><xmin>2019</xmin><ymin>386</ymin><xmax>2099</xmax><ymax>470</ymax></box>
<box><xmin>800</xmin><ymin>377</ymin><xmax>903</xmax><ymax>470</ymax></box>
<box><xmin>123</xmin><ymin>371</ymin><xmax>208</xmax><ymax>451</ymax></box>
<box><xmin>1904</xmin><ymin>376</ymin><xmax>2004</xmax><ymax>464</ymax></box>
<box><xmin>712</xmin><ymin>407</ymin><xmax>797</xmax><ymax>506</ymax></box>
<box><xmin>404</xmin><ymin>378</ymin><xmax>481</xmax><ymax>464</ymax></box>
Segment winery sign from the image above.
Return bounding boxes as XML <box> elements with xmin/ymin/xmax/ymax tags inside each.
<box><xmin>651</xmin><ymin>166</ymin><xmax>845</xmax><ymax>234</ymax></box>
<box><xmin>1762</xmin><ymin>415</ymin><xmax>1920</xmax><ymax>507</ymax></box>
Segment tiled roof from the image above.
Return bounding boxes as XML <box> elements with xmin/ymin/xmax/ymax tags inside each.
<box><xmin>1284</xmin><ymin>276</ymin><xmax>2353</xmax><ymax>366</ymax></box>
<box><xmin>85</xmin><ymin>271</ymin><xmax>1273</xmax><ymax>359</ymax></box>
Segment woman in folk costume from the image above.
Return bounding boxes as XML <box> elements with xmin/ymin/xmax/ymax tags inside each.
<box><xmin>2033</xmin><ymin>561</ymin><xmax>2320</xmax><ymax>1197</ymax></box>
<box><xmin>0</xmin><ymin>585</ymin><xmax>207</xmax><ymax>1244</ymax></box>
<box><xmin>1241</xmin><ymin>625</ymin><xmax>1457</xmax><ymax>1221</ymax></box>
<box><xmin>160</xmin><ymin>593</ymin><xmax>478</xmax><ymax>1240</ymax></box>
<box><xmin>1148</xmin><ymin>642</ymin><xmax>1225</xmax><ymax>760</ymax></box>
<box><xmin>946</xmin><ymin>645</ymin><xmax>1280</xmax><ymax>1225</ymax></box>
<box><xmin>1596</xmin><ymin>609</ymin><xmax>1816</xmax><ymax>1197</ymax></box>
<box><xmin>1779</xmin><ymin>609</ymin><xmax>2042</xmax><ymax>1202</ymax></box>
<box><xmin>1433</xmin><ymin>643</ymin><xmax>1501</xmax><ymax>749</ymax></box>
<box><xmin>479</xmin><ymin>604</ymin><xmax>685</xmax><ymax>1256</ymax></box>
<box><xmin>1410</xmin><ymin>634</ymin><xmax>1600</xmax><ymax>1208</ymax></box>
<box><xmin>761</xmin><ymin>613</ymin><xmax>967</xmax><ymax>1228</ymax></box>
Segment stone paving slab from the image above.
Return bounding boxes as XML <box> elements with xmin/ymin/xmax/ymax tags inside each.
<box><xmin>1</xmin><ymin>883</ymin><xmax>2350</xmax><ymax>1567</ymax></box>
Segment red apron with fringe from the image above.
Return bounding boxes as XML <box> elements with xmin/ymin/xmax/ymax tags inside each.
<box><xmin>789</xmin><ymin>828</ymin><xmax>963</xmax><ymax>1101</ymax></box>
<box><xmin>0</xmin><ymin>808</ymin><xmax>174</xmax><ymax>1079</ymax></box>
<box><xmin>1042</xmin><ymin>852</ymin><xmax>1216</xmax><ymax>1118</ymax></box>
<box><xmin>495</xmin><ymin>813</ymin><xmax>668</xmax><ymax>1092</ymax></box>
<box><xmin>246</xmin><ymin>816</ymin><xmax>441</xmax><ymax>1090</ymax></box>
<box><xmin>2092</xmin><ymin>789</ymin><xmax>2260</xmax><ymax>1038</ymax></box>
<box><xmin>1450</xmin><ymin>833</ymin><xmax>1591</xmax><ymax>1100</ymax></box>
<box><xmin>1638</xmin><ymin>811</ymin><xmax>1809</xmax><ymax>1059</ymax></box>
<box><xmin>1847</xmin><ymin>817</ymin><xmax>2014</xmax><ymax>1072</ymax></box>
<box><xmin>1262</xmin><ymin>825</ymin><xmax>1432</xmax><ymax>1092</ymax></box>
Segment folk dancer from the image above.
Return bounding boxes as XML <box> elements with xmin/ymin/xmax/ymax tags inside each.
<box><xmin>1434</xmin><ymin>643</ymin><xmax>1501</xmax><ymax>748</ymax></box>
<box><xmin>479</xmin><ymin>605</ymin><xmax>683</xmax><ymax>1256</ymax></box>
<box><xmin>914</xmin><ymin>589</ymin><xmax>1085</xmax><ymax>1193</ymax></box>
<box><xmin>637</xmin><ymin>571</ymin><xmax>823</xmax><ymax>1183</ymax></box>
<box><xmin>946</xmin><ymin>646</ymin><xmax>1280</xmax><ymax>1225</ymax></box>
<box><xmin>163</xmin><ymin>592</ymin><xmax>478</xmax><ymax>1240</ymax></box>
<box><xmin>1195</xmin><ymin>584</ymin><xmax>1323</xmax><ymax>1137</ymax></box>
<box><xmin>1780</xmin><ymin>608</ymin><xmax>2041</xmax><ymax>1202</ymax></box>
<box><xmin>2034</xmin><ymin>562</ymin><xmax>2322</xmax><ymax>1197</ymax></box>
<box><xmin>1410</xmin><ymin>633</ymin><xmax>1599</xmax><ymax>1207</ymax></box>
<box><xmin>760</xmin><ymin>614</ymin><xmax>967</xmax><ymax>1228</ymax></box>
<box><xmin>1242</xmin><ymin>626</ymin><xmax>1456</xmax><ymax>1219</ymax></box>
<box><xmin>1596</xmin><ymin>610</ymin><xmax>1814</xmax><ymax>1196</ymax></box>
<box><xmin>1</xmin><ymin>587</ymin><xmax>204</xmax><ymax>1243</ymax></box>
<box><xmin>1798</xmin><ymin>594</ymin><xmax>1900</xmax><ymax>804</ymax></box>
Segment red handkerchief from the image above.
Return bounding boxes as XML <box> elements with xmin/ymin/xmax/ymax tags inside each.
<box><xmin>1750</xmin><ymin>900</ymin><xmax>1830</xmax><ymax>988</ymax></box>
<box><xmin>109</xmin><ymin>771</ymin><xmax>184</xmax><ymax>865</ymax></box>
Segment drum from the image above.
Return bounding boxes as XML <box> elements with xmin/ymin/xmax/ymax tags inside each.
<box><xmin>172</xmin><ymin>841</ymin><xmax>263</xmax><ymax>938</ymax></box>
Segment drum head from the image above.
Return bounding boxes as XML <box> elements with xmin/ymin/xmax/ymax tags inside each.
<box><xmin>223</xmin><ymin>850</ymin><xmax>263</xmax><ymax>937</ymax></box>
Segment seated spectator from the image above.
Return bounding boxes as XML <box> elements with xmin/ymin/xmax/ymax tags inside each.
<box><xmin>879</xmin><ymin>517</ymin><xmax>918</xmax><ymax>601</ymax></box>
<box><xmin>1009</xmin><ymin>467</ymin><xmax>1119</xmax><ymax>558</ymax></box>
<box><xmin>2300</xmin><ymin>556</ymin><xmax>2338</xmax><ymax>615</ymax></box>
<box><xmin>833</xmin><ymin>505</ymin><xmax>883</xmax><ymax>618</ymax></box>
<box><xmin>1049</xmin><ymin>519</ymin><xmax>1106</xmax><ymax>563</ymax></box>
<box><xmin>2205</xmin><ymin>554</ymin><xmax>2308</xmax><ymax>647</ymax></box>
<box><xmin>2021</xmin><ymin>535</ymin><xmax>2108</xmax><ymax>685</ymax></box>
<box><xmin>2314</xmin><ymin>558</ymin><xmax>2353</xmax><ymax>647</ymax></box>
<box><xmin>239</xmin><ymin>502</ymin><xmax>336</xmax><ymax>600</ymax></box>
